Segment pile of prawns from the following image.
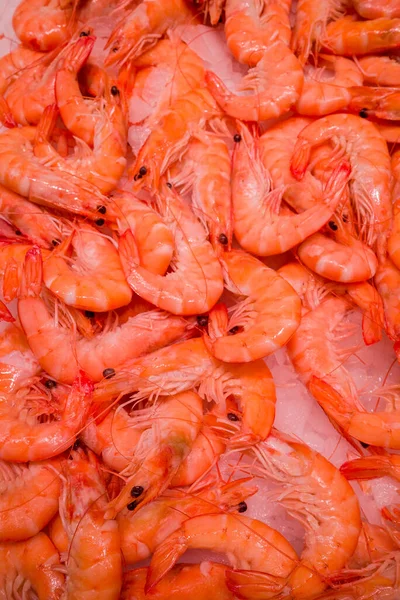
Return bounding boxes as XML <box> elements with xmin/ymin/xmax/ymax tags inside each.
<box><xmin>3</xmin><ymin>0</ymin><xmax>400</xmax><ymax>598</ymax></box>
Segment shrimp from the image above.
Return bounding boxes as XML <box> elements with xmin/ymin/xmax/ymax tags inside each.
<box><xmin>59</xmin><ymin>448</ymin><xmax>122</xmax><ymax>600</ymax></box>
<box><xmin>296</xmin><ymin>54</ymin><xmax>363</xmax><ymax>116</ymax></box>
<box><xmin>18</xmin><ymin>245</ymin><xmax>193</xmax><ymax>382</ymax></box>
<box><xmin>388</xmin><ymin>149</ymin><xmax>400</xmax><ymax>270</ymax></box>
<box><xmin>105</xmin><ymin>0</ymin><xmax>196</xmax><ymax>66</ymax></box>
<box><xmin>205</xmin><ymin>37</ymin><xmax>303</xmax><ymax>122</ymax></box>
<box><xmin>253</xmin><ymin>428</ymin><xmax>362</xmax><ymax>599</ymax></box>
<box><xmin>130</xmin><ymin>87</ymin><xmax>220</xmax><ymax>188</ymax></box>
<box><xmin>353</xmin><ymin>0</ymin><xmax>400</xmax><ymax>19</ymax></box>
<box><xmin>104</xmin><ymin>391</ymin><xmax>204</xmax><ymax>518</ymax></box>
<box><xmin>12</xmin><ymin>0</ymin><xmax>78</xmax><ymax>51</ymax></box>
<box><xmin>291</xmin><ymin>0</ymin><xmax>348</xmax><ymax>65</ymax></box>
<box><xmin>0</xmin><ymin>458</ymin><xmax>61</xmax><ymax>541</ymax></box>
<box><xmin>170</xmin><ymin>131</ymin><xmax>233</xmax><ymax>257</ymax></box>
<box><xmin>297</xmin><ymin>231</ymin><xmax>378</xmax><ymax>282</ymax></box>
<box><xmin>42</xmin><ymin>224</ymin><xmax>132</xmax><ymax>312</ymax></box>
<box><xmin>0</xmin><ymin>126</ymin><xmax>109</xmax><ymax>220</ymax></box>
<box><xmin>357</xmin><ymin>55</ymin><xmax>400</xmax><ymax>87</ymax></box>
<box><xmin>291</xmin><ymin>113</ymin><xmax>393</xmax><ymax>257</ymax></box>
<box><xmin>322</xmin><ymin>17</ymin><xmax>400</xmax><ymax>56</ymax></box>
<box><xmin>118</xmin><ymin>185</ymin><xmax>223</xmax><ymax>315</ymax></box>
<box><xmin>112</xmin><ymin>190</ymin><xmax>174</xmax><ymax>275</ymax></box>
<box><xmin>122</xmin><ymin>563</ymin><xmax>234</xmax><ymax>600</ymax></box>
<box><xmin>0</xmin><ymin>184</ymin><xmax>61</xmax><ymax>249</ymax></box>
<box><xmin>232</xmin><ymin>122</ymin><xmax>350</xmax><ymax>256</ymax></box>
<box><xmin>118</xmin><ymin>477</ymin><xmax>257</xmax><ymax>564</ymax></box>
<box><xmin>146</xmin><ymin>512</ymin><xmax>299</xmax><ymax>597</ymax></box>
<box><xmin>94</xmin><ymin>337</ymin><xmax>277</xmax><ymax>446</ymax></box>
<box><xmin>374</xmin><ymin>257</ymin><xmax>400</xmax><ymax>341</ymax></box>
<box><xmin>204</xmin><ymin>249</ymin><xmax>301</xmax><ymax>362</ymax></box>
<box><xmin>0</xmin><ymin>373</ymin><xmax>93</xmax><ymax>462</ymax></box>
<box><xmin>224</xmin><ymin>0</ymin><xmax>292</xmax><ymax>66</ymax></box>
<box><xmin>0</xmin><ymin>532</ymin><xmax>64</xmax><ymax>599</ymax></box>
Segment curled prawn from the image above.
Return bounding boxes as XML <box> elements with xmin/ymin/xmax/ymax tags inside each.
<box><xmin>119</xmin><ymin>184</ymin><xmax>223</xmax><ymax>316</ymax></box>
<box><xmin>204</xmin><ymin>249</ymin><xmax>301</xmax><ymax>362</ymax></box>
<box><xmin>94</xmin><ymin>337</ymin><xmax>277</xmax><ymax>446</ymax></box>
<box><xmin>232</xmin><ymin>122</ymin><xmax>350</xmax><ymax>256</ymax></box>
<box><xmin>59</xmin><ymin>448</ymin><xmax>122</xmax><ymax>599</ymax></box>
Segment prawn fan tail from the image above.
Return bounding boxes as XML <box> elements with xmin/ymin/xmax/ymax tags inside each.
<box><xmin>21</xmin><ymin>246</ymin><xmax>43</xmax><ymax>298</ymax></box>
<box><xmin>62</xmin><ymin>34</ymin><xmax>96</xmax><ymax>71</ymax></box>
<box><xmin>0</xmin><ymin>96</ymin><xmax>16</xmax><ymax>128</ymax></box>
<box><xmin>226</xmin><ymin>569</ymin><xmax>287</xmax><ymax>599</ymax></box>
<box><xmin>290</xmin><ymin>138</ymin><xmax>311</xmax><ymax>180</ymax></box>
<box><xmin>0</xmin><ymin>300</ymin><xmax>14</xmax><ymax>323</ymax></box>
<box><xmin>146</xmin><ymin>531</ymin><xmax>188</xmax><ymax>592</ymax></box>
<box><xmin>340</xmin><ymin>456</ymin><xmax>395</xmax><ymax>481</ymax></box>
<box><xmin>323</xmin><ymin>159</ymin><xmax>351</xmax><ymax>205</ymax></box>
<box><xmin>119</xmin><ymin>228</ymin><xmax>141</xmax><ymax>272</ymax></box>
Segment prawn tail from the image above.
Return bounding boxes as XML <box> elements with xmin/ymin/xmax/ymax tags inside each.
<box><xmin>290</xmin><ymin>139</ymin><xmax>311</xmax><ymax>181</ymax></box>
<box><xmin>145</xmin><ymin>531</ymin><xmax>188</xmax><ymax>592</ymax></box>
<box><xmin>0</xmin><ymin>96</ymin><xmax>16</xmax><ymax>129</ymax></box>
<box><xmin>3</xmin><ymin>258</ymin><xmax>20</xmax><ymax>302</ymax></box>
<box><xmin>226</xmin><ymin>568</ymin><xmax>287</xmax><ymax>599</ymax></box>
<box><xmin>340</xmin><ymin>456</ymin><xmax>395</xmax><ymax>481</ymax></box>
<box><xmin>217</xmin><ymin>477</ymin><xmax>258</xmax><ymax>510</ymax></box>
<box><xmin>361</xmin><ymin>311</ymin><xmax>383</xmax><ymax>346</ymax></box>
<box><xmin>323</xmin><ymin>159</ymin><xmax>351</xmax><ymax>206</ymax></box>
<box><xmin>64</xmin><ymin>371</ymin><xmax>94</xmax><ymax>424</ymax></box>
<box><xmin>203</xmin><ymin>303</ymin><xmax>229</xmax><ymax>351</ymax></box>
<box><xmin>20</xmin><ymin>246</ymin><xmax>43</xmax><ymax>298</ymax></box>
<box><xmin>61</xmin><ymin>34</ymin><xmax>96</xmax><ymax>72</ymax></box>
<box><xmin>118</xmin><ymin>228</ymin><xmax>141</xmax><ymax>272</ymax></box>
<box><xmin>0</xmin><ymin>299</ymin><xmax>14</xmax><ymax>322</ymax></box>
<box><xmin>382</xmin><ymin>504</ymin><xmax>400</xmax><ymax>525</ymax></box>
<box><xmin>35</xmin><ymin>103</ymin><xmax>59</xmax><ymax>146</ymax></box>
<box><xmin>308</xmin><ymin>376</ymin><xmax>359</xmax><ymax>429</ymax></box>
<box><xmin>205</xmin><ymin>70</ymin><xmax>231</xmax><ymax>111</ymax></box>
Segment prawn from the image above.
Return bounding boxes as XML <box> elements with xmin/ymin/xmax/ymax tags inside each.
<box><xmin>122</xmin><ymin>563</ymin><xmax>234</xmax><ymax>600</ymax></box>
<box><xmin>296</xmin><ymin>54</ymin><xmax>363</xmax><ymax>116</ymax></box>
<box><xmin>205</xmin><ymin>37</ymin><xmax>303</xmax><ymax>122</ymax></box>
<box><xmin>105</xmin><ymin>0</ymin><xmax>196</xmax><ymax>66</ymax></box>
<box><xmin>170</xmin><ymin>130</ymin><xmax>233</xmax><ymax>257</ymax></box>
<box><xmin>146</xmin><ymin>512</ymin><xmax>299</xmax><ymax>598</ymax></box>
<box><xmin>0</xmin><ymin>532</ymin><xmax>64</xmax><ymax>599</ymax></box>
<box><xmin>130</xmin><ymin>87</ymin><xmax>220</xmax><ymax>188</ymax></box>
<box><xmin>42</xmin><ymin>224</ymin><xmax>132</xmax><ymax>312</ymax></box>
<box><xmin>353</xmin><ymin>0</ymin><xmax>400</xmax><ymax>19</ymax></box>
<box><xmin>104</xmin><ymin>391</ymin><xmax>204</xmax><ymax>518</ymax></box>
<box><xmin>93</xmin><ymin>337</ymin><xmax>277</xmax><ymax>446</ymax></box>
<box><xmin>17</xmin><ymin>245</ymin><xmax>193</xmax><ymax>382</ymax></box>
<box><xmin>253</xmin><ymin>428</ymin><xmax>361</xmax><ymax>598</ymax></box>
<box><xmin>291</xmin><ymin>113</ymin><xmax>393</xmax><ymax>258</ymax></box>
<box><xmin>12</xmin><ymin>0</ymin><xmax>78</xmax><ymax>51</ymax></box>
<box><xmin>203</xmin><ymin>249</ymin><xmax>301</xmax><ymax>362</ymax></box>
<box><xmin>0</xmin><ymin>458</ymin><xmax>61</xmax><ymax>542</ymax></box>
<box><xmin>0</xmin><ymin>126</ymin><xmax>110</xmax><ymax>220</ymax></box>
<box><xmin>118</xmin><ymin>477</ymin><xmax>257</xmax><ymax>564</ymax></box>
<box><xmin>118</xmin><ymin>184</ymin><xmax>223</xmax><ymax>316</ymax></box>
<box><xmin>322</xmin><ymin>16</ymin><xmax>400</xmax><ymax>56</ymax></box>
<box><xmin>59</xmin><ymin>448</ymin><xmax>122</xmax><ymax>599</ymax></box>
<box><xmin>232</xmin><ymin>122</ymin><xmax>350</xmax><ymax>256</ymax></box>
<box><xmin>356</xmin><ymin>55</ymin><xmax>400</xmax><ymax>87</ymax></box>
<box><xmin>291</xmin><ymin>0</ymin><xmax>348</xmax><ymax>65</ymax></box>
<box><xmin>112</xmin><ymin>190</ymin><xmax>174</xmax><ymax>276</ymax></box>
<box><xmin>0</xmin><ymin>184</ymin><xmax>61</xmax><ymax>249</ymax></box>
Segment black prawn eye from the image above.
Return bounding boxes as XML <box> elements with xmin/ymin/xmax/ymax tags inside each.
<box><xmin>328</xmin><ymin>221</ymin><xmax>338</xmax><ymax>231</ymax></box>
<box><xmin>111</xmin><ymin>85</ymin><xmax>119</xmax><ymax>96</ymax></box>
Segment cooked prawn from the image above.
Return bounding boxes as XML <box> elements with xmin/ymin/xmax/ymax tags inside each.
<box><xmin>112</xmin><ymin>190</ymin><xmax>174</xmax><ymax>275</ymax></box>
<box><xmin>118</xmin><ymin>477</ymin><xmax>256</xmax><ymax>564</ymax></box>
<box><xmin>42</xmin><ymin>224</ymin><xmax>132</xmax><ymax>312</ymax></box>
<box><xmin>122</xmin><ymin>563</ymin><xmax>233</xmax><ymax>600</ymax></box>
<box><xmin>205</xmin><ymin>37</ymin><xmax>303</xmax><ymax>122</ymax></box>
<box><xmin>233</xmin><ymin>122</ymin><xmax>350</xmax><ymax>255</ymax></box>
<box><xmin>322</xmin><ymin>16</ymin><xmax>400</xmax><ymax>56</ymax></box>
<box><xmin>104</xmin><ymin>391</ymin><xmax>204</xmax><ymax>518</ymax></box>
<box><xmin>204</xmin><ymin>249</ymin><xmax>301</xmax><ymax>362</ymax></box>
<box><xmin>94</xmin><ymin>337</ymin><xmax>277</xmax><ymax>446</ymax></box>
<box><xmin>12</xmin><ymin>0</ymin><xmax>78</xmax><ymax>51</ymax></box>
<box><xmin>357</xmin><ymin>55</ymin><xmax>400</xmax><ymax>87</ymax></box>
<box><xmin>146</xmin><ymin>512</ymin><xmax>299</xmax><ymax>598</ymax></box>
<box><xmin>59</xmin><ymin>448</ymin><xmax>122</xmax><ymax>599</ymax></box>
<box><xmin>105</xmin><ymin>0</ymin><xmax>196</xmax><ymax>66</ymax></box>
<box><xmin>130</xmin><ymin>87</ymin><xmax>220</xmax><ymax>188</ymax></box>
<box><xmin>0</xmin><ymin>532</ymin><xmax>64</xmax><ymax>599</ymax></box>
<box><xmin>170</xmin><ymin>130</ymin><xmax>233</xmax><ymax>257</ymax></box>
<box><xmin>17</xmin><ymin>245</ymin><xmax>193</xmax><ymax>382</ymax></box>
<box><xmin>0</xmin><ymin>458</ymin><xmax>61</xmax><ymax>541</ymax></box>
<box><xmin>296</xmin><ymin>54</ymin><xmax>363</xmax><ymax>116</ymax></box>
<box><xmin>119</xmin><ymin>184</ymin><xmax>223</xmax><ymax>315</ymax></box>
<box><xmin>353</xmin><ymin>0</ymin><xmax>400</xmax><ymax>19</ymax></box>
<box><xmin>291</xmin><ymin>113</ymin><xmax>393</xmax><ymax>257</ymax></box>
<box><xmin>291</xmin><ymin>0</ymin><xmax>348</xmax><ymax>65</ymax></box>
<box><xmin>253</xmin><ymin>428</ymin><xmax>361</xmax><ymax>598</ymax></box>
